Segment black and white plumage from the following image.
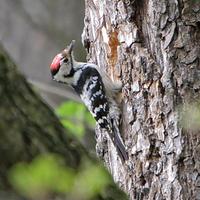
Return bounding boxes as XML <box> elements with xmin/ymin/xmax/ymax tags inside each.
<box><xmin>50</xmin><ymin>40</ymin><xmax>128</xmax><ymax>161</ymax></box>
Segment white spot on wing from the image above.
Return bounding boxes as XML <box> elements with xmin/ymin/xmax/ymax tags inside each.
<box><xmin>93</xmin><ymin>105</ymin><xmax>104</xmax><ymax>114</ymax></box>
<box><xmin>93</xmin><ymin>90</ymin><xmax>102</xmax><ymax>97</ymax></box>
<box><xmin>93</xmin><ymin>76</ymin><xmax>98</xmax><ymax>81</ymax></box>
<box><xmin>98</xmin><ymin>119</ymin><xmax>104</xmax><ymax>124</ymax></box>
<box><xmin>79</xmin><ymin>71</ymin><xmax>109</xmax><ymax>123</ymax></box>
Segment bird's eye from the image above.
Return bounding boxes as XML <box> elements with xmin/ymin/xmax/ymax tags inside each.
<box><xmin>63</xmin><ymin>58</ymin><xmax>68</xmax><ymax>63</ymax></box>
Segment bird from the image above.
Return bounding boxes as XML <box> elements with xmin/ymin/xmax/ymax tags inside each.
<box><xmin>50</xmin><ymin>40</ymin><xmax>128</xmax><ymax>161</ymax></box>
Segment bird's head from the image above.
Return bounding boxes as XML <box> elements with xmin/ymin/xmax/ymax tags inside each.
<box><xmin>50</xmin><ymin>40</ymin><xmax>75</xmax><ymax>84</ymax></box>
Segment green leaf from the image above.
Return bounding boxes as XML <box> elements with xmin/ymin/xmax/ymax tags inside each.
<box><xmin>73</xmin><ymin>162</ymin><xmax>111</xmax><ymax>199</ymax></box>
<box><xmin>84</xmin><ymin>110</ymin><xmax>96</xmax><ymax>128</ymax></box>
<box><xmin>9</xmin><ymin>154</ymin><xmax>75</xmax><ymax>198</ymax></box>
<box><xmin>61</xmin><ymin>119</ymin><xmax>85</xmax><ymax>139</ymax></box>
<box><xmin>55</xmin><ymin>101</ymin><xmax>95</xmax><ymax>139</ymax></box>
<box><xmin>56</xmin><ymin>101</ymin><xmax>85</xmax><ymax>120</ymax></box>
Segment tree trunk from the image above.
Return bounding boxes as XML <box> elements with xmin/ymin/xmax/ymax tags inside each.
<box><xmin>82</xmin><ymin>0</ymin><xmax>200</xmax><ymax>199</ymax></box>
<box><xmin>0</xmin><ymin>44</ymin><xmax>127</xmax><ymax>200</ymax></box>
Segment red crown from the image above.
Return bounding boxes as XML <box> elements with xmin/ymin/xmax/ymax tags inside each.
<box><xmin>50</xmin><ymin>53</ymin><xmax>62</xmax><ymax>71</ymax></box>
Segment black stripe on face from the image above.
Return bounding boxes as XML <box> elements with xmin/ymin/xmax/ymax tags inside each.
<box><xmin>63</xmin><ymin>66</ymin><xmax>75</xmax><ymax>78</ymax></box>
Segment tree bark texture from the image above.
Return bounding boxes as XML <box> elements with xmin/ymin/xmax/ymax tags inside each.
<box><xmin>82</xmin><ymin>0</ymin><xmax>200</xmax><ymax>199</ymax></box>
<box><xmin>0</xmin><ymin>45</ymin><xmax>127</xmax><ymax>200</ymax></box>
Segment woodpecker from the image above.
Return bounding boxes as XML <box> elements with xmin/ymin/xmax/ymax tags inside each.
<box><xmin>50</xmin><ymin>40</ymin><xmax>128</xmax><ymax>161</ymax></box>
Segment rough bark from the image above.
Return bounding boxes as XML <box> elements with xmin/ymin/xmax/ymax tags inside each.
<box><xmin>0</xmin><ymin>44</ymin><xmax>127</xmax><ymax>200</ymax></box>
<box><xmin>82</xmin><ymin>0</ymin><xmax>200</xmax><ymax>199</ymax></box>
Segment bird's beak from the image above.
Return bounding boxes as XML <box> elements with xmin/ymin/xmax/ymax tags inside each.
<box><xmin>68</xmin><ymin>40</ymin><xmax>75</xmax><ymax>54</ymax></box>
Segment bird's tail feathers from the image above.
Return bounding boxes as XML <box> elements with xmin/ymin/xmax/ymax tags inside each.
<box><xmin>112</xmin><ymin>121</ymin><xmax>128</xmax><ymax>162</ymax></box>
